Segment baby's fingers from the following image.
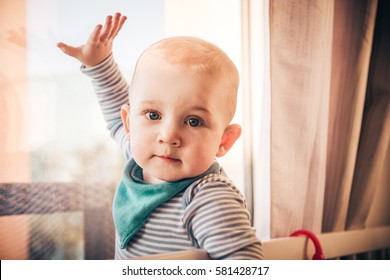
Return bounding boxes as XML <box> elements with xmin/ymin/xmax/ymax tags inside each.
<box><xmin>99</xmin><ymin>15</ymin><xmax>113</xmax><ymax>42</ymax></box>
<box><xmin>110</xmin><ymin>13</ymin><xmax>127</xmax><ymax>39</ymax></box>
<box><xmin>88</xmin><ymin>24</ymin><xmax>103</xmax><ymax>44</ymax></box>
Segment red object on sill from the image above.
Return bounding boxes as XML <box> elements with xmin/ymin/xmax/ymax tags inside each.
<box><xmin>290</xmin><ymin>229</ymin><xmax>325</xmax><ymax>260</ymax></box>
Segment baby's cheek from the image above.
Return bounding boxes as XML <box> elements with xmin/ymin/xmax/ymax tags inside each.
<box><xmin>188</xmin><ymin>149</ymin><xmax>215</xmax><ymax>169</ymax></box>
<box><xmin>130</xmin><ymin>137</ymin><xmax>146</xmax><ymax>161</ymax></box>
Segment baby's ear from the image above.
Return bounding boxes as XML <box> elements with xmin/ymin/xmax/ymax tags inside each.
<box><xmin>121</xmin><ymin>104</ymin><xmax>131</xmax><ymax>138</ymax></box>
<box><xmin>216</xmin><ymin>124</ymin><xmax>242</xmax><ymax>157</ymax></box>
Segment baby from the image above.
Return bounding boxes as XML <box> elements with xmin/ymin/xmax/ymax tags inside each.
<box><xmin>58</xmin><ymin>13</ymin><xmax>263</xmax><ymax>260</ymax></box>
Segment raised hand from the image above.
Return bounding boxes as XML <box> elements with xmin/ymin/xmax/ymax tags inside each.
<box><xmin>57</xmin><ymin>13</ymin><xmax>127</xmax><ymax>67</ymax></box>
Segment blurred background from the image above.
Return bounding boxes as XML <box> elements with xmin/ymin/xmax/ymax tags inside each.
<box><xmin>0</xmin><ymin>0</ymin><xmax>246</xmax><ymax>259</ymax></box>
<box><xmin>1</xmin><ymin>0</ymin><xmax>389</xmax><ymax>260</ymax></box>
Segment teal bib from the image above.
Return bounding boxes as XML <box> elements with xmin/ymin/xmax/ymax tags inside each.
<box><xmin>112</xmin><ymin>159</ymin><xmax>219</xmax><ymax>249</ymax></box>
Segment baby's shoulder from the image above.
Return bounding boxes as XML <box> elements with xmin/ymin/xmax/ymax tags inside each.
<box><xmin>182</xmin><ymin>173</ymin><xmax>246</xmax><ymax>208</ymax></box>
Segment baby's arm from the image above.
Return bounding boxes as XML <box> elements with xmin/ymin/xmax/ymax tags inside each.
<box><xmin>183</xmin><ymin>178</ymin><xmax>264</xmax><ymax>260</ymax></box>
<box><xmin>57</xmin><ymin>14</ymin><xmax>130</xmax><ymax>159</ymax></box>
<box><xmin>81</xmin><ymin>55</ymin><xmax>131</xmax><ymax>159</ymax></box>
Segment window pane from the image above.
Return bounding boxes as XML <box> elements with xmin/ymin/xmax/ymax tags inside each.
<box><xmin>0</xmin><ymin>0</ymin><xmax>164</xmax><ymax>260</ymax></box>
<box><xmin>0</xmin><ymin>0</ymin><xmax>246</xmax><ymax>260</ymax></box>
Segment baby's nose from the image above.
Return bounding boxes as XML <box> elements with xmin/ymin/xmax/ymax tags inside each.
<box><xmin>157</xmin><ymin>123</ymin><xmax>181</xmax><ymax>146</ymax></box>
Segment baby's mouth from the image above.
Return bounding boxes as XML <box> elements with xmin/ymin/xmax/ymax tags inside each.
<box><xmin>156</xmin><ymin>155</ymin><xmax>181</xmax><ymax>163</ymax></box>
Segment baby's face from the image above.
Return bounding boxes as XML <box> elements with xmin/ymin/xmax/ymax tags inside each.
<box><xmin>128</xmin><ymin>57</ymin><xmax>230</xmax><ymax>184</ymax></box>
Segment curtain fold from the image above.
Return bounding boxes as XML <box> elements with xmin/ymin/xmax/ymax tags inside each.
<box><xmin>346</xmin><ymin>0</ymin><xmax>390</xmax><ymax>230</ymax></box>
<box><xmin>323</xmin><ymin>0</ymin><xmax>378</xmax><ymax>232</ymax></box>
<box><xmin>269</xmin><ymin>0</ymin><xmax>388</xmax><ymax>238</ymax></box>
<box><xmin>269</xmin><ymin>0</ymin><xmax>334</xmax><ymax>238</ymax></box>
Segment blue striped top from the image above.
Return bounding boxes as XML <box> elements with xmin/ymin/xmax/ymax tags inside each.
<box><xmin>81</xmin><ymin>55</ymin><xmax>263</xmax><ymax>260</ymax></box>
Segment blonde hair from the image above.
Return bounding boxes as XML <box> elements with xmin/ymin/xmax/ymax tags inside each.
<box><xmin>130</xmin><ymin>36</ymin><xmax>239</xmax><ymax>122</ymax></box>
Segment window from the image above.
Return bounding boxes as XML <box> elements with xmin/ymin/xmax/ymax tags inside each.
<box><xmin>1</xmin><ymin>0</ymin><xmax>262</xmax><ymax>259</ymax></box>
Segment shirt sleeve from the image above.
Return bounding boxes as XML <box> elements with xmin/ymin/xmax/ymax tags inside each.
<box><xmin>182</xmin><ymin>175</ymin><xmax>264</xmax><ymax>260</ymax></box>
<box><xmin>80</xmin><ymin>54</ymin><xmax>131</xmax><ymax>160</ymax></box>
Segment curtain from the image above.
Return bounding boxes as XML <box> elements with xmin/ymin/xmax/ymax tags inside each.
<box><xmin>346</xmin><ymin>0</ymin><xmax>390</xmax><ymax>230</ymax></box>
<box><xmin>269</xmin><ymin>0</ymin><xmax>389</xmax><ymax>238</ymax></box>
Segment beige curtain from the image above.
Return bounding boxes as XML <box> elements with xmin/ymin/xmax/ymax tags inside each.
<box><xmin>269</xmin><ymin>0</ymin><xmax>389</xmax><ymax>238</ymax></box>
<box><xmin>345</xmin><ymin>0</ymin><xmax>390</xmax><ymax>230</ymax></box>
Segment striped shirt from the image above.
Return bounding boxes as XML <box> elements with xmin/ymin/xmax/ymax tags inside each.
<box><xmin>81</xmin><ymin>55</ymin><xmax>263</xmax><ymax>260</ymax></box>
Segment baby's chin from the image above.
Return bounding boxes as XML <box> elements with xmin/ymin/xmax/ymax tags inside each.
<box><xmin>140</xmin><ymin>160</ymin><xmax>212</xmax><ymax>184</ymax></box>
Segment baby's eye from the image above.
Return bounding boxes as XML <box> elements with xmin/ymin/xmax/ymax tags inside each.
<box><xmin>186</xmin><ymin>117</ymin><xmax>203</xmax><ymax>127</ymax></box>
<box><xmin>146</xmin><ymin>111</ymin><xmax>161</xmax><ymax>120</ymax></box>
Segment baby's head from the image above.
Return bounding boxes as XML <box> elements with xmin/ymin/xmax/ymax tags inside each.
<box><xmin>133</xmin><ymin>37</ymin><xmax>239</xmax><ymax>122</ymax></box>
<box><xmin>121</xmin><ymin>36</ymin><xmax>241</xmax><ymax>184</ymax></box>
